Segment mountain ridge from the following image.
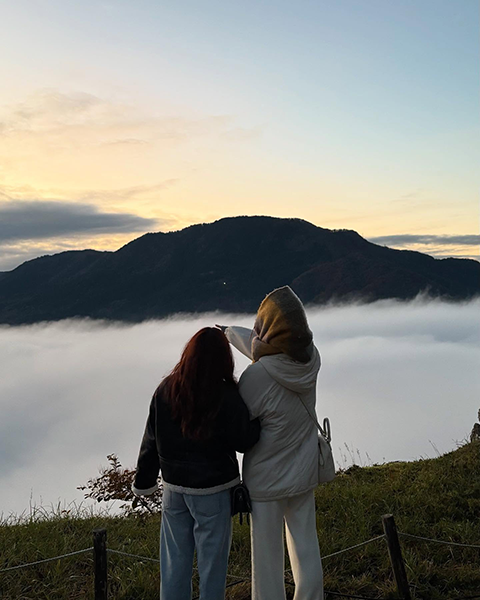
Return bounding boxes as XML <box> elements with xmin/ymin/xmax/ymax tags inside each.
<box><xmin>0</xmin><ymin>215</ymin><xmax>478</xmax><ymax>324</ymax></box>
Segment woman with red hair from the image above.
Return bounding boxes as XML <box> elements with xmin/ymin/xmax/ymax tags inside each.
<box><xmin>133</xmin><ymin>327</ymin><xmax>260</xmax><ymax>600</ymax></box>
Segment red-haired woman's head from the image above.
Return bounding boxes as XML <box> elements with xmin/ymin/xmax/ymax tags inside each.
<box><xmin>161</xmin><ymin>327</ymin><xmax>235</xmax><ymax>441</ymax></box>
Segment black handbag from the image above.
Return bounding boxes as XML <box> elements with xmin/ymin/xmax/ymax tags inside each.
<box><xmin>230</xmin><ymin>482</ymin><xmax>252</xmax><ymax>525</ymax></box>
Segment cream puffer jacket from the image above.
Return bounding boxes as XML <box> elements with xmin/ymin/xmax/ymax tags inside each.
<box><xmin>225</xmin><ymin>326</ymin><xmax>321</xmax><ymax>502</ymax></box>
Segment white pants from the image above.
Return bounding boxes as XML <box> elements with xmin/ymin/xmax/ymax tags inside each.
<box><xmin>250</xmin><ymin>490</ymin><xmax>324</xmax><ymax>600</ymax></box>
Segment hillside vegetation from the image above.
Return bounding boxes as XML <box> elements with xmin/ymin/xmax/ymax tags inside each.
<box><xmin>1</xmin><ymin>442</ymin><xmax>480</xmax><ymax>599</ymax></box>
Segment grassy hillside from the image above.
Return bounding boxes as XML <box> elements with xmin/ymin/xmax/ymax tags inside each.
<box><xmin>1</xmin><ymin>442</ymin><xmax>479</xmax><ymax>599</ymax></box>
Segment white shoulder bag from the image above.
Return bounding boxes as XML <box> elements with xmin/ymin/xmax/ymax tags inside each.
<box><xmin>297</xmin><ymin>394</ymin><xmax>335</xmax><ymax>483</ymax></box>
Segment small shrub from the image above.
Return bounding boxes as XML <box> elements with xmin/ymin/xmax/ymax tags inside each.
<box><xmin>78</xmin><ymin>454</ymin><xmax>162</xmax><ymax>516</ymax></box>
<box><xmin>470</xmin><ymin>409</ymin><xmax>480</xmax><ymax>442</ymax></box>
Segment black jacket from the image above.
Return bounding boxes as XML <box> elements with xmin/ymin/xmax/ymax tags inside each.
<box><xmin>134</xmin><ymin>380</ymin><xmax>260</xmax><ymax>491</ymax></box>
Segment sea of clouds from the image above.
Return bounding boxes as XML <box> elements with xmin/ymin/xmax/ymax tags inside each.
<box><xmin>1</xmin><ymin>298</ymin><xmax>479</xmax><ymax>518</ymax></box>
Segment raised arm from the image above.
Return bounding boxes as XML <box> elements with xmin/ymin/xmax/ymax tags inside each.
<box><xmin>224</xmin><ymin>326</ymin><xmax>254</xmax><ymax>360</ymax></box>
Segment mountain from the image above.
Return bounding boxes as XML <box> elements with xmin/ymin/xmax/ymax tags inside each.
<box><xmin>0</xmin><ymin>216</ymin><xmax>478</xmax><ymax>324</ymax></box>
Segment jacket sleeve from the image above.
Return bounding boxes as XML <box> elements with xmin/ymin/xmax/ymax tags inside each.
<box><xmin>223</xmin><ymin>387</ymin><xmax>261</xmax><ymax>453</ymax></box>
<box><xmin>132</xmin><ymin>396</ymin><xmax>160</xmax><ymax>496</ymax></box>
<box><xmin>225</xmin><ymin>326</ymin><xmax>254</xmax><ymax>360</ymax></box>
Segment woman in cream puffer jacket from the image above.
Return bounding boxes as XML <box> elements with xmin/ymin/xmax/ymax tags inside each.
<box><xmin>223</xmin><ymin>285</ymin><xmax>324</xmax><ymax>600</ymax></box>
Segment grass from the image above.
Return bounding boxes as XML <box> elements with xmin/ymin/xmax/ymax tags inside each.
<box><xmin>1</xmin><ymin>441</ymin><xmax>480</xmax><ymax>599</ymax></box>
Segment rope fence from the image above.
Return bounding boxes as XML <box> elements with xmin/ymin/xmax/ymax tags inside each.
<box><xmin>104</xmin><ymin>534</ymin><xmax>388</xmax><ymax>568</ymax></box>
<box><xmin>323</xmin><ymin>593</ymin><xmax>381</xmax><ymax>599</ymax></box>
<box><xmin>106</xmin><ymin>548</ymin><xmax>159</xmax><ymax>563</ymax></box>
<box><xmin>399</xmin><ymin>532</ymin><xmax>480</xmax><ymax>549</ymax></box>
<box><xmin>322</xmin><ymin>534</ymin><xmax>386</xmax><ymax>560</ymax></box>
<box><xmin>0</xmin><ymin>547</ymin><xmax>92</xmax><ymax>574</ymax></box>
<box><xmin>2</xmin><ymin>514</ymin><xmax>480</xmax><ymax>599</ymax></box>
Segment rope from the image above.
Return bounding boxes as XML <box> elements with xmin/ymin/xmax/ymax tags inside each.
<box><xmin>225</xmin><ymin>573</ymin><xmax>246</xmax><ymax>580</ymax></box>
<box><xmin>107</xmin><ymin>534</ymin><xmax>385</xmax><ymax>569</ymax></box>
<box><xmin>107</xmin><ymin>549</ymin><xmax>160</xmax><ymax>563</ymax></box>
<box><xmin>0</xmin><ymin>547</ymin><xmax>93</xmax><ymax>573</ymax></box>
<box><xmin>225</xmin><ymin>576</ymin><xmax>248</xmax><ymax>585</ymax></box>
<box><xmin>104</xmin><ymin>531</ymin><xmax>480</xmax><ymax>600</ymax></box>
<box><xmin>4</xmin><ymin>530</ymin><xmax>478</xmax><ymax>600</ymax></box>
<box><xmin>325</xmin><ymin>592</ymin><xmax>380</xmax><ymax>599</ymax></box>
<box><xmin>192</xmin><ymin>577</ymin><xmax>247</xmax><ymax>599</ymax></box>
<box><xmin>322</xmin><ymin>535</ymin><xmax>386</xmax><ymax>560</ymax></box>
<box><xmin>399</xmin><ymin>532</ymin><xmax>480</xmax><ymax>549</ymax></box>
<box><xmin>285</xmin><ymin>573</ymin><xmax>380</xmax><ymax>599</ymax></box>
<box><xmin>287</xmin><ymin>575</ymin><xmax>380</xmax><ymax>599</ymax></box>
<box><xmin>283</xmin><ymin>534</ymin><xmax>385</xmax><ymax>576</ymax></box>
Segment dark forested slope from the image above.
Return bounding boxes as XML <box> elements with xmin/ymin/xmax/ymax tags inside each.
<box><xmin>0</xmin><ymin>216</ymin><xmax>478</xmax><ymax>324</ymax></box>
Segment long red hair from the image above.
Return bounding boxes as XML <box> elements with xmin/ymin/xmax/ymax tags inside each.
<box><xmin>160</xmin><ymin>327</ymin><xmax>235</xmax><ymax>441</ymax></box>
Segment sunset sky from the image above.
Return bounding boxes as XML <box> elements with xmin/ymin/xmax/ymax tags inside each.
<box><xmin>0</xmin><ymin>0</ymin><xmax>478</xmax><ymax>270</ymax></box>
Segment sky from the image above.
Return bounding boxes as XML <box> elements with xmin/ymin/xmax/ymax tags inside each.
<box><xmin>1</xmin><ymin>299</ymin><xmax>479</xmax><ymax>518</ymax></box>
<box><xmin>0</xmin><ymin>0</ymin><xmax>479</xmax><ymax>270</ymax></box>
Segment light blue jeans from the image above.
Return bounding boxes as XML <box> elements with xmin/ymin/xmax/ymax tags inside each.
<box><xmin>160</xmin><ymin>487</ymin><xmax>232</xmax><ymax>600</ymax></box>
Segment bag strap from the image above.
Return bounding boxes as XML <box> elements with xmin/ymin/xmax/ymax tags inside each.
<box><xmin>296</xmin><ymin>393</ymin><xmax>331</xmax><ymax>443</ymax></box>
<box><xmin>256</xmin><ymin>360</ymin><xmax>331</xmax><ymax>443</ymax></box>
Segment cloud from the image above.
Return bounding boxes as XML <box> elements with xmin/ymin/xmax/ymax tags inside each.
<box><xmin>369</xmin><ymin>234</ymin><xmax>480</xmax><ymax>247</ymax></box>
<box><xmin>0</xmin><ymin>181</ymin><xmax>185</xmax><ymax>271</ymax></box>
<box><xmin>0</xmin><ymin>181</ymin><xmax>194</xmax><ymax>270</ymax></box>
<box><xmin>0</xmin><ymin>200</ymin><xmax>160</xmax><ymax>243</ymax></box>
<box><xmin>392</xmin><ymin>188</ymin><xmax>425</xmax><ymax>203</ymax></box>
<box><xmin>2</xmin><ymin>90</ymin><xmax>104</xmax><ymax>132</ymax></box>
<box><xmin>77</xmin><ymin>180</ymin><xmax>180</xmax><ymax>203</ymax></box>
<box><xmin>0</xmin><ymin>179</ymin><xmax>181</xmax><ymax>208</ymax></box>
<box><xmin>0</xmin><ymin>89</ymin><xmax>234</xmax><ymax>147</ymax></box>
<box><xmin>220</xmin><ymin>125</ymin><xmax>264</xmax><ymax>142</ymax></box>
<box><xmin>102</xmin><ymin>138</ymin><xmax>150</xmax><ymax>147</ymax></box>
<box><xmin>0</xmin><ymin>90</ymin><xmax>255</xmax><ymax>201</ymax></box>
<box><xmin>0</xmin><ymin>299</ymin><xmax>479</xmax><ymax>518</ymax></box>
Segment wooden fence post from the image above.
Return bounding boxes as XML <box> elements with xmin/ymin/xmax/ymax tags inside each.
<box><xmin>93</xmin><ymin>529</ymin><xmax>108</xmax><ymax>600</ymax></box>
<box><xmin>382</xmin><ymin>515</ymin><xmax>411</xmax><ymax>600</ymax></box>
